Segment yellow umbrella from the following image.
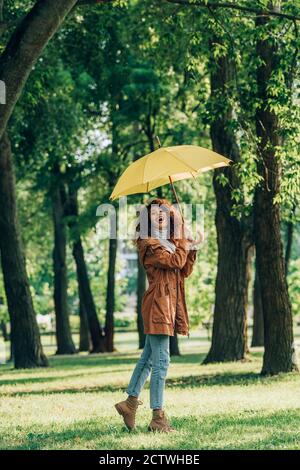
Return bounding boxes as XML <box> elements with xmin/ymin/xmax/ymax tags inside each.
<box><xmin>110</xmin><ymin>144</ymin><xmax>232</xmax><ymax>211</ymax></box>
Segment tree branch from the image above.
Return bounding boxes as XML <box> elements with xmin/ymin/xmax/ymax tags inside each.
<box><xmin>166</xmin><ymin>0</ymin><xmax>300</xmax><ymax>22</ymax></box>
<box><xmin>0</xmin><ymin>0</ymin><xmax>113</xmax><ymax>139</ymax></box>
<box><xmin>0</xmin><ymin>0</ymin><xmax>80</xmax><ymax>139</ymax></box>
<box><xmin>0</xmin><ymin>0</ymin><xmax>112</xmax><ymax>37</ymax></box>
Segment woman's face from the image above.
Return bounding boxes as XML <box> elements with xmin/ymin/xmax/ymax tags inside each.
<box><xmin>150</xmin><ymin>204</ymin><xmax>169</xmax><ymax>230</ymax></box>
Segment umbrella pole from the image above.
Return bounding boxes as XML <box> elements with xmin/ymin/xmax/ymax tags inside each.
<box><xmin>168</xmin><ymin>176</ymin><xmax>184</xmax><ymax>223</ymax></box>
<box><xmin>155</xmin><ymin>137</ymin><xmax>184</xmax><ymax>224</ymax></box>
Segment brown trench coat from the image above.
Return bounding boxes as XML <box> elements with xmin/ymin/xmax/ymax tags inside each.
<box><xmin>137</xmin><ymin>237</ymin><xmax>197</xmax><ymax>337</ymax></box>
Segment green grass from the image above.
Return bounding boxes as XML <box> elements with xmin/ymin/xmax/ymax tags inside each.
<box><xmin>1</xmin><ymin>331</ymin><xmax>300</xmax><ymax>450</ymax></box>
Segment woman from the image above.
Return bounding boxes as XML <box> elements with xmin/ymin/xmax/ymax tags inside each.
<box><xmin>115</xmin><ymin>198</ymin><xmax>202</xmax><ymax>433</ymax></box>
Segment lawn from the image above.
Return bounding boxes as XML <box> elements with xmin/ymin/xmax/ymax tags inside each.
<box><xmin>1</xmin><ymin>330</ymin><xmax>300</xmax><ymax>450</ymax></box>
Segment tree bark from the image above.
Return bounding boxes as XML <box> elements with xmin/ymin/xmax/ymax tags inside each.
<box><xmin>254</xmin><ymin>8</ymin><xmax>297</xmax><ymax>375</ymax></box>
<box><xmin>51</xmin><ymin>167</ymin><xmax>76</xmax><ymax>355</ymax></box>
<box><xmin>104</xmin><ymin>108</ymin><xmax>119</xmax><ymax>353</ymax></box>
<box><xmin>0</xmin><ymin>132</ymin><xmax>48</xmax><ymax>368</ymax></box>
<box><xmin>170</xmin><ymin>334</ymin><xmax>180</xmax><ymax>356</ymax></box>
<box><xmin>105</xmin><ymin>236</ymin><xmax>117</xmax><ymax>352</ymax></box>
<box><xmin>203</xmin><ymin>46</ymin><xmax>253</xmax><ymax>364</ymax></box>
<box><xmin>285</xmin><ymin>204</ymin><xmax>296</xmax><ymax>276</ymax></box>
<box><xmin>66</xmin><ymin>187</ymin><xmax>106</xmax><ymax>353</ymax></box>
<box><xmin>166</xmin><ymin>0</ymin><xmax>300</xmax><ymax>22</ymax></box>
<box><xmin>79</xmin><ymin>298</ymin><xmax>91</xmax><ymax>352</ymax></box>
<box><xmin>73</xmin><ymin>238</ymin><xmax>106</xmax><ymax>352</ymax></box>
<box><xmin>136</xmin><ymin>258</ymin><xmax>146</xmax><ymax>349</ymax></box>
<box><xmin>251</xmin><ymin>257</ymin><xmax>264</xmax><ymax>347</ymax></box>
<box><xmin>0</xmin><ymin>319</ymin><xmax>8</xmax><ymax>341</ymax></box>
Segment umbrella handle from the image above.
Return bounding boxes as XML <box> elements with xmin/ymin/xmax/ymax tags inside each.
<box><xmin>168</xmin><ymin>176</ymin><xmax>185</xmax><ymax>225</ymax></box>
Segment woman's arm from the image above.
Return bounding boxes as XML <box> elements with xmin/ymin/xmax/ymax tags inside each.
<box><xmin>181</xmin><ymin>229</ymin><xmax>204</xmax><ymax>277</ymax></box>
<box><xmin>181</xmin><ymin>248</ymin><xmax>197</xmax><ymax>278</ymax></box>
<box><xmin>144</xmin><ymin>238</ymin><xmax>190</xmax><ymax>270</ymax></box>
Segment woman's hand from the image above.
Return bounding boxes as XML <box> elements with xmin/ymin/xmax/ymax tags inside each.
<box><xmin>183</xmin><ymin>223</ymin><xmax>194</xmax><ymax>242</ymax></box>
<box><xmin>187</xmin><ymin>230</ymin><xmax>205</xmax><ymax>249</ymax></box>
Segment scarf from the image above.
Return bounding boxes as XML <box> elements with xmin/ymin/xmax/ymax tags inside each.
<box><xmin>152</xmin><ymin>226</ymin><xmax>176</xmax><ymax>253</ymax></box>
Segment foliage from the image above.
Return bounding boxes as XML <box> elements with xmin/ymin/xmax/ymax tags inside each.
<box><xmin>0</xmin><ymin>0</ymin><xmax>299</xmax><ymax>336</ymax></box>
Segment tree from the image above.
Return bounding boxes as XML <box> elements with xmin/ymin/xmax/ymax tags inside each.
<box><xmin>251</xmin><ymin>257</ymin><xmax>264</xmax><ymax>347</ymax></box>
<box><xmin>66</xmin><ymin>183</ymin><xmax>106</xmax><ymax>353</ymax></box>
<box><xmin>165</xmin><ymin>0</ymin><xmax>300</xmax><ymax>375</ymax></box>
<box><xmin>203</xmin><ymin>40</ymin><xmax>253</xmax><ymax>363</ymax></box>
<box><xmin>253</xmin><ymin>5</ymin><xmax>298</xmax><ymax>375</ymax></box>
<box><xmin>79</xmin><ymin>299</ymin><xmax>91</xmax><ymax>351</ymax></box>
<box><xmin>51</xmin><ymin>162</ymin><xmax>76</xmax><ymax>354</ymax></box>
<box><xmin>0</xmin><ymin>0</ymin><xmax>112</xmax><ymax>367</ymax></box>
<box><xmin>16</xmin><ymin>45</ymin><xmax>107</xmax><ymax>354</ymax></box>
<box><xmin>0</xmin><ymin>132</ymin><xmax>48</xmax><ymax>367</ymax></box>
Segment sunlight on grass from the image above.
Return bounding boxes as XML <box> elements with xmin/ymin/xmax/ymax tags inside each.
<box><xmin>1</xmin><ymin>330</ymin><xmax>300</xmax><ymax>450</ymax></box>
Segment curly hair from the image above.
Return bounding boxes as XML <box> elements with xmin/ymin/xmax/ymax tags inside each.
<box><xmin>134</xmin><ymin>197</ymin><xmax>176</xmax><ymax>245</ymax></box>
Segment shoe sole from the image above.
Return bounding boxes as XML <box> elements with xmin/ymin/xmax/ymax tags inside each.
<box><xmin>114</xmin><ymin>404</ymin><xmax>134</xmax><ymax>431</ymax></box>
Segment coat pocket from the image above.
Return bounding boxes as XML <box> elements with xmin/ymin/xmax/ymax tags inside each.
<box><xmin>152</xmin><ymin>293</ymin><xmax>172</xmax><ymax>324</ymax></box>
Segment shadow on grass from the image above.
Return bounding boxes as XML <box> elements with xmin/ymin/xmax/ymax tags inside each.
<box><xmin>166</xmin><ymin>370</ymin><xmax>300</xmax><ymax>388</ymax></box>
<box><xmin>48</xmin><ymin>354</ymin><xmax>140</xmax><ymax>369</ymax></box>
<box><xmin>0</xmin><ymin>351</ymin><xmax>288</xmax><ymax>397</ymax></box>
<box><xmin>0</xmin><ymin>355</ymin><xmax>135</xmax><ymax>374</ymax></box>
<box><xmin>167</xmin><ymin>372</ymin><xmax>263</xmax><ymax>388</ymax></box>
<box><xmin>0</xmin><ymin>352</ymin><xmax>205</xmax><ymax>380</ymax></box>
<box><xmin>2</xmin><ymin>370</ymin><xmax>289</xmax><ymax>398</ymax></box>
<box><xmin>0</xmin><ymin>368</ymin><xmax>133</xmax><ymax>388</ymax></box>
<box><xmin>47</xmin><ymin>352</ymin><xmax>205</xmax><ymax>368</ymax></box>
<box><xmin>3</xmin><ymin>409</ymin><xmax>300</xmax><ymax>450</ymax></box>
<box><xmin>1</xmin><ymin>383</ymin><xmax>128</xmax><ymax>397</ymax></box>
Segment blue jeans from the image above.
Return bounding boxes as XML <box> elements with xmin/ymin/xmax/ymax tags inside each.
<box><xmin>126</xmin><ymin>334</ymin><xmax>170</xmax><ymax>409</ymax></box>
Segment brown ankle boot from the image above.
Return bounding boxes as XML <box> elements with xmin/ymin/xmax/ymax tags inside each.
<box><xmin>114</xmin><ymin>396</ymin><xmax>143</xmax><ymax>431</ymax></box>
<box><xmin>148</xmin><ymin>409</ymin><xmax>175</xmax><ymax>433</ymax></box>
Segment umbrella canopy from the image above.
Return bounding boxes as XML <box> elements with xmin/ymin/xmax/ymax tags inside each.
<box><xmin>110</xmin><ymin>145</ymin><xmax>232</xmax><ymax>201</ymax></box>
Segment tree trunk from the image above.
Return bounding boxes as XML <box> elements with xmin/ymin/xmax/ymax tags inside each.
<box><xmin>73</xmin><ymin>238</ymin><xmax>106</xmax><ymax>352</ymax></box>
<box><xmin>104</xmin><ymin>110</ymin><xmax>119</xmax><ymax>353</ymax></box>
<box><xmin>0</xmin><ymin>132</ymin><xmax>47</xmax><ymax>368</ymax></box>
<box><xmin>0</xmin><ymin>319</ymin><xmax>8</xmax><ymax>341</ymax></box>
<box><xmin>203</xmin><ymin>45</ymin><xmax>253</xmax><ymax>364</ymax></box>
<box><xmin>137</xmin><ymin>259</ymin><xmax>146</xmax><ymax>349</ymax></box>
<box><xmin>67</xmin><ymin>187</ymin><xmax>106</xmax><ymax>353</ymax></box>
<box><xmin>285</xmin><ymin>204</ymin><xmax>296</xmax><ymax>276</ymax></box>
<box><xmin>105</xmin><ymin>236</ymin><xmax>118</xmax><ymax>352</ymax></box>
<box><xmin>244</xmin><ymin>245</ymin><xmax>254</xmax><ymax>354</ymax></box>
<box><xmin>254</xmin><ymin>9</ymin><xmax>297</xmax><ymax>375</ymax></box>
<box><xmin>51</xmin><ymin>169</ymin><xmax>76</xmax><ymax>355</ymax></box>
<box><xmin>251</xmin><ymin>257</ymin><xmax>264</xmax><ymax>347</ymax></box>
<box><xmin>170</xmin><ymin>334</ymin><xmax>180</xmax><ymax>356</ymax></box>
<box><xmin>79</xmin><ymin>298</ymin><xmax>91</xmax><ymax>352</ymax></box>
